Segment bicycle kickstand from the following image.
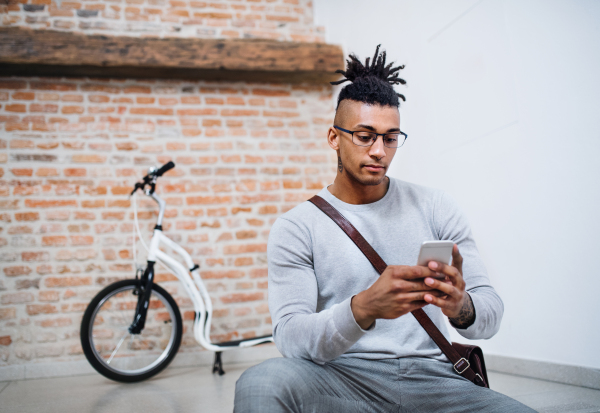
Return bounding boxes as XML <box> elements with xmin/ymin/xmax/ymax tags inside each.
<box><xmin>212</xmin><ymin>351</ymin><xmax>225</xmax><ymax>376</ymax></box>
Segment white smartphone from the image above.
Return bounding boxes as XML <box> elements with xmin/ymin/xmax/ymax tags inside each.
<box><xmin>417</xmin><ymin>240</ymin><xmax>454</xmax><ymax>267</ymax></box>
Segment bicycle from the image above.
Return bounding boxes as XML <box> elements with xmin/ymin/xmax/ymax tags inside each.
<box><xmin>80</xmin><ymin>161</ymin><xmax>274</xmax><ymax>382</ymax></box>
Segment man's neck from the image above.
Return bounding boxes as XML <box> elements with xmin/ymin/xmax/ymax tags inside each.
<box><xmin>327</xmin><ymin>176</ymin><xmax>390</xmax><ymax>205</ymax></box>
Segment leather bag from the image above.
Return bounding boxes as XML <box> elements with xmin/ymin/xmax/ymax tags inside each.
<box><xmin>309</xmin><ymin>195</ymin><xmax>490</xmax><ymax>388</ymax></box>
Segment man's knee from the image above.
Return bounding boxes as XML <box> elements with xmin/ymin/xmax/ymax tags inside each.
<box><xmin>234</xmin><ymin>357</ymin><xmax>314</xmax><ymax>412</ymax></box>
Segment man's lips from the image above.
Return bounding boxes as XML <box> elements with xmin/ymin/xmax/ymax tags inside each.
<box><xmin>363</xmin><ymin>164</ymin><xmax>386</xmax><ymax>172</ymax></box>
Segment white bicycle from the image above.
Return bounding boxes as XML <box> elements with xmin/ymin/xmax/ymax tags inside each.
<box><xmin>80</xmin><ymin>161</ymin><xmax>273</xmax><ymax>382</ymax></box>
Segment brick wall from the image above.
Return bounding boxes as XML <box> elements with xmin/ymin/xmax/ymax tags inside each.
<box><xmin>0</xmin><ymin>77</ymin><xmax>336</xmax><ymax>365</ymax></box>
<box><xmin>1</xmin><ymin>0</ymin><xmax>325</xmax><ymax>42</ymax></box>
<box><xmin>0</xmin><ymin>0</ymin><xmax>337</xmax><ymax>369</ymax></box>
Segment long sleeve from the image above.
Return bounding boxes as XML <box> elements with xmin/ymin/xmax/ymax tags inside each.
<box><xmin>267</xmin><ymin>217</ymin><xmax>371</xmax><ymax>364</ymax></box>
<box><xmin>434</xmin><ymin>191</ymin><xmax>504</xmax><ymax>340</ymax></box>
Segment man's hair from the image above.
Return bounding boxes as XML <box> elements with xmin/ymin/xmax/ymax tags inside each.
<box><xmin>331</xmin><ymin>44</ymin><xmax>406</xmax><ymax>109</ymax></box>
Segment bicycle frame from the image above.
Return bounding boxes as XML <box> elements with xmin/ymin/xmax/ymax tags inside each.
<box><xmin>136</xmin><ymin>189</ymin><xmax>273</xmax><ymax>353</ymax></box>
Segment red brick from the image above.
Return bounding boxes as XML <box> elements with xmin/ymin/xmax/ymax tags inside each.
<box><xmin>3</xmin><ymin>265</ymin><xmax>33</xmax><ymax>277</ymax></box>
<box><xmin>252</xmin><ymin>88</ymin><xmax>291</xmax><ymax>97</ymax></box>
<box><xmin>250</xmin><ymin>268</ymin><xmax>268</xmax><ymax>278</ymax></box>
<box><xmin>177</xmin><ymin>108</ymin><xmax>218</xmax><ymax>116</ymax></box>
<box><xmin>114</xmin><ymin>142</ymin><xmax>138</xmax><ymax>151</ymax></box>
<box><xmin>70</xmin><ymin>235</ymin><xmax>94</xmax><ymax>245</ymax></box>
<box><xmin>1</xmin><ymin>292</ymin><xmax>34</xmax><ymax>304</ymax></box>
<box><xmin>39</xmin><ymin>291</ymin><xmax>60</xmax><ymax>302</ymax></box>
<box><xmin>64</xmin><ymin>168</ymin><xmax>86</xmax><ymax>177</ymax></box>
<box><xmin>37</xmin><ymin>317</ymin><xmax>72</xmax><ymax>327</ymax></box>
<box><xmin>0</xmin><ymin>80</ymin><xmax>27</xmax><ymax>89</ymax></box>
<box><xmin>44</xmin><ymin>277</ymin><xmax>92</xmax><ymax>287</ymax></box>
<box><xmin>181</xmin><ymin>96</ymin><xmax>201</xmax><ymax>104</ymax></box>
<box><xmin>22</xmin><ymin>251</ymin><xmax>50</xmax><ymax>261</ymax></box>
<box><xmin>82</xmin><ymin>200</ymin><xmax>105</xmax><ymax>208</ymax></box>
<box><xmin>74</xmin><ymin>211</ymin><xmax>95</xmax><ymax>220</ymax></box>
<box><xmin>187</xmin><ymin>196</ymin><xmax>231</xmax><ymax>205</ymax></box>
<box><xmin>26</xmin><ymin>304</ymin><xmax>58</xmax><ymax>315</ymax></box>
<box><xmin>130</xmin><ymin>107</ymin><xmax>173</xmax><ymax>115</ymax></box>
<box><xmin>72</xmin><ymin>154</ymin><xmax>106</xmax><ymax>163</ymax></box>
<box><xmin>36</xmin><ymin>168</ymin><xmax>59</xmax><ymax>177</ymax></box>
<box><xmin>264</xmin><ymin>110</ymin><xmax>300</xmax><ymax>117</ymax></box>
<box><xmin>0</xmin><ymin>336</ymin><xmax>12</xmax><ymax>346</ymax></box>
<box><xmin>223</xmin><ymin>243</ymin><xmax>267</xmax><ymax>254</ymax></box>
<box><xmin>5</xmin><ymin>104</ymin><xmax>26</xmax><ymax>113</ymax></box>
<box><xmin>220</xmin><ymin>292</ymin><xmax>264</xmax><ymax>304</ymax></box>
<box><xmin>221</xmin><ymin>109</ymin><xmax>259</xmax><ymax>116</ymax></box>
<box><xmin>0</xmin><ymin>308</ymin><xmax>16</xmax><ymax>320</ymax></box>
<box><xmin>124</xmin><ymin>86</ymin><xmax>151</xmax><ymax>94</ymax></box>
<box><xmin>11</xmin><ymin>168</ymin><xmax>33</xmax><ymax>177</ymax></box>
<box><xmin>234</xmin><ymin>257</ymin><xmax>253</xmax><ymax>266</ymax></box>
<box><xmin>200</xmin><ymin>270</ymin><xmax>244</xmax><ymax>279</ymax></box>
<box><xmin>236</xmin><ymin>230</ymin><xmax>257</xmax><ymax>239</ymax></box>
<box><xmin>12</xmin><ymin>92</ymin><xmax>35</xmax><ymax>100</ymax></box>
<box><xmin>42</xmin><ymin>236</ymin><xmax>68</xmax><ymax>247</ymax></box>
<box><xmin>30</xmin><ymin>104</ymin><xmax>59</xmax><ymax>113</ymax></box>
<box><xmin>25</xmin><ymin>200</ymin><xmax>77</xmax><ymax>208</ymax></box>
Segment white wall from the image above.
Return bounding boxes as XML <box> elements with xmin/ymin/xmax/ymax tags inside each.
<box><xmin>315</xmin><ymin>0</ymin><xmax>600</xmax><ymax>369</ymax></box>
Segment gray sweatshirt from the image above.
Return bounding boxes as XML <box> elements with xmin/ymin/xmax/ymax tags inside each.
<box><xmin>267</xmin><ymin>178</ymin><xmax>503</xmax><ymax>365</ymax></box>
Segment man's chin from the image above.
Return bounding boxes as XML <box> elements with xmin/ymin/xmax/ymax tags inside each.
<box><xmin>357</xmin><ymin>172</ymin><xmax>387</xmax><ymax>186</ymax></box>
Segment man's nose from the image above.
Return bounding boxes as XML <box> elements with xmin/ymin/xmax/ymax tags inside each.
<box><xmin>369</xmin><ymin>136</ymin><xmax>386</xmax><ymax>159</ymax></box>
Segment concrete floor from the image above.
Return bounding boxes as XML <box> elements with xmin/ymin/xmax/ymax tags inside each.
<box><xmin>1</xmin><ymin>362</ymin><xmax>599</xmax><ymax>413</ymax></box>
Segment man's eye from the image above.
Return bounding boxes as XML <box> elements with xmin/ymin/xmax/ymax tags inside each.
<box><xmin>356</xmin><ymin>134</ymin><xmax>373</xmax><ymax>141</ymax></box>
<box><xmin>384</xmin><ymin>137</ymin><xmax>398</xmax><ymax>143</ymax></box>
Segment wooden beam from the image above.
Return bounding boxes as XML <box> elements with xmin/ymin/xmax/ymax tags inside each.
<box><xmin>0</xmin><ymin>27</ymin><xmax>344</xmax><ymax>84</ymax></box>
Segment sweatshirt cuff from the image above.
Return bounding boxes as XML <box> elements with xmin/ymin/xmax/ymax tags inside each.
<box><xmin>332</xmin><ymin>296</ymin><xmax>375</xmax><ymax>343</ymax></box>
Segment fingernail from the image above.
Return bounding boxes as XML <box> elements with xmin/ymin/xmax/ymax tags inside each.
<box><xmin>430</xmin><ymin>262</ymin><xmax>438</xmax><ymax>269</ymax></box>
<box><xmin>424</xmin><ymin>294</ymin><xmax>432</xmax><ymax>302</ymax></box>
<box><xmin>425</xmin><ymin>277</ymin><xmax>434</xmax><ymax>285</ymax></box>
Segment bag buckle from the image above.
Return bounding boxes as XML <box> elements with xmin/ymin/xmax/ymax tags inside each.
<box><xmin>453</xmin><ymin>357</ymin><xmax>470</xmax><ymax>374</ymax></box>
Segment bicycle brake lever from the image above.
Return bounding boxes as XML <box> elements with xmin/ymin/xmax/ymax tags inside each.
<box><xmin>130</xmin><ymin>182</ymin><xmax>145</xmax><ymax>196</ymax></box>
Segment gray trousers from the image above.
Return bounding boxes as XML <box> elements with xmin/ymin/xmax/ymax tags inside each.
<box><xmin>234</xmin><ymin>357</ymin><xmax>536</xmax><ymax>413</ymax></box>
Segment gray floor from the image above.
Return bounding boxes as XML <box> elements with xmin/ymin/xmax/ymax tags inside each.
<box><xmin>0</xmin><ymin>362</ymin><xmax>599</xmax><ymax>413</ymax></box>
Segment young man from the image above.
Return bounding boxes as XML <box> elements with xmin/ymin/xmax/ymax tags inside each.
<box><xmin>234</xmin><ymin>46</ymin><xmax>534</xmax><ymax>412</ymax></box>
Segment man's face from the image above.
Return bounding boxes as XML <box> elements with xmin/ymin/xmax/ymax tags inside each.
<box><xmin>328</xmin><ymin>100</ymin><xmax>400</xmax><ymax>187</ymax></box>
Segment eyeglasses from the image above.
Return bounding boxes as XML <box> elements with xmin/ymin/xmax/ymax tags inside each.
<box><xmin>333</xmin><ymin>125</ymin><xmax>408</xmax><ymax>148</ymax></box>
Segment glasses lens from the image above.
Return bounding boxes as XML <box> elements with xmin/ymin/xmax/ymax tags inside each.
<box><xmin>383</xmin><ymin>133</ymin><xmax>402</xmax><ymax>148</ymax></box>
<box><xmin>353</xmin><ymin>132</ymin><xmax>376</xmax><ymax>146</ymax></box>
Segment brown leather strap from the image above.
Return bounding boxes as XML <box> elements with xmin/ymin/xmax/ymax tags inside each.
<box><xmin>308</xmin><ymin>195</ymin><xmax>483</xmax><ymax>385</ymax></box>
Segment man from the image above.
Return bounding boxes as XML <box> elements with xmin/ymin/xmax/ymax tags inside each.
<box><xmin>234</xmin><ymin>46</ymin><xmax>534</xmax><ymax>412</ymax></box>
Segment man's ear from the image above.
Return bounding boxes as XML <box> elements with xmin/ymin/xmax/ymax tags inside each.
<box><xmin>327</xmin><ymin>126</ymin><xmax>340</xmax><ymax>151</ymax></box>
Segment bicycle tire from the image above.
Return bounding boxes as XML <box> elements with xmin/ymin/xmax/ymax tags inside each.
<box><xmin>80</xmin><ymin>279</ymin><xmax>183</xmax><ymax>382</ymax></box>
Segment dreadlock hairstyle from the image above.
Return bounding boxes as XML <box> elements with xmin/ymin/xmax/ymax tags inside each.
<box><xmin>331</xmin><ymin>44</ymin><xmax>406</xmax><ymax>109</ymax></box>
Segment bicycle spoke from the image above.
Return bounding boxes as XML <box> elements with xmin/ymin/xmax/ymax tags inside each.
<box><xmin>107</xmin><ymin>331</ymin><xmax>129</xmax><ymax>365</ymax></box>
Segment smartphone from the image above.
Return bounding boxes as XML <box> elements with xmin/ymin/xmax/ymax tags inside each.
<box><xmin>417</xmin><ymin>240</ymin><xmax>454</xmax><ymax>267</ymax></box>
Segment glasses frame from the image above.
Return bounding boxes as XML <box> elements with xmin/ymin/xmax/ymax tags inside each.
<box><xmin>333</xmin><ymin>125</ymin><xmax>408</xmax><ymax>149</ymax></box>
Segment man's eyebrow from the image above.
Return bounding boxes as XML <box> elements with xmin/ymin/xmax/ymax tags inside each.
<box><xmin>355</xmin><ymin>124</ymin><xmax>401</xmax><ymax>133</ymax></box>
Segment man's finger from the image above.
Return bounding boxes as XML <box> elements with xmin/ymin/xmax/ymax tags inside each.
<box><xmin>423</xmin><ymin>277</ymin><xmax>459</xmax><ymax>298</ymax></box>
<box><xmin>401</xmin><ymin>290</ymin><xmax>446</xmax><ymax>303</ymax></box>
<box><xmin>423</xmin><ymin>293</ymin><xmax>456</xmax><ymax>309</ymax></box>
<box><xmin>389</xmin><ymin>265</ymin><xmax>437</xmax><ymax>280</ymax></box>
<box><xmin>428</xmin><ymin>261</ymin><xmax>461</xmax><ymax>284</ymax></box>
<box><xmin>451</xmin><ymin>244</ymin><xmax>463</xmax><ymax>273</ymax></box>
<box><xmin>398</xmin><ymin>279</ymin><xmax>442</xmax><ymax>292</ymax></box>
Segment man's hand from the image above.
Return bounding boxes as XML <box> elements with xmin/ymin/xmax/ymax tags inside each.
<box><xmin>351</xmin><ymin>265</ymin><xmax>447</xmax><ymax>329</ymax></box>
<box><xmin>423</xmin><ymin>244</ymin><xmax>475</xmax><ymax>328</ymax></box>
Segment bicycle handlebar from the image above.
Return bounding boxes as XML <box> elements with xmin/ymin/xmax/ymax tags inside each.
<box><xmin>156</xmin><ymin>161</ymin><xmax>175</xmax><ymax>177</ymax></box>
<box><xmin>130</xmin><ymin>161</ymin><xmax>176</xmax><ymax>196</ymax></box>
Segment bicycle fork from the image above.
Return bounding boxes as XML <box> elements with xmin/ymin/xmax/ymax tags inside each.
<box><xmin>129</xmin><ymin>261</ymin><xmax>155</xmax><ymax>334</ymax></box>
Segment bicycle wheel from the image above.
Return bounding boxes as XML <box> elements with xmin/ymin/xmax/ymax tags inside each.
<box><xmin>80</xmin><ymin>279</ymin><xmax>183</xmax><ymax>382</ymax></box>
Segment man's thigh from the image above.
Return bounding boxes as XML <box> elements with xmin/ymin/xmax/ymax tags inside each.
<box><xmin>234</xmin><ymin>357</ymin><xmax>401</xmax><ymax>413</ymax></box>
<box><xmin>399</xmin><ymin>358</ymin><xmax>536</xmax><ymax>413</ymax></box>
